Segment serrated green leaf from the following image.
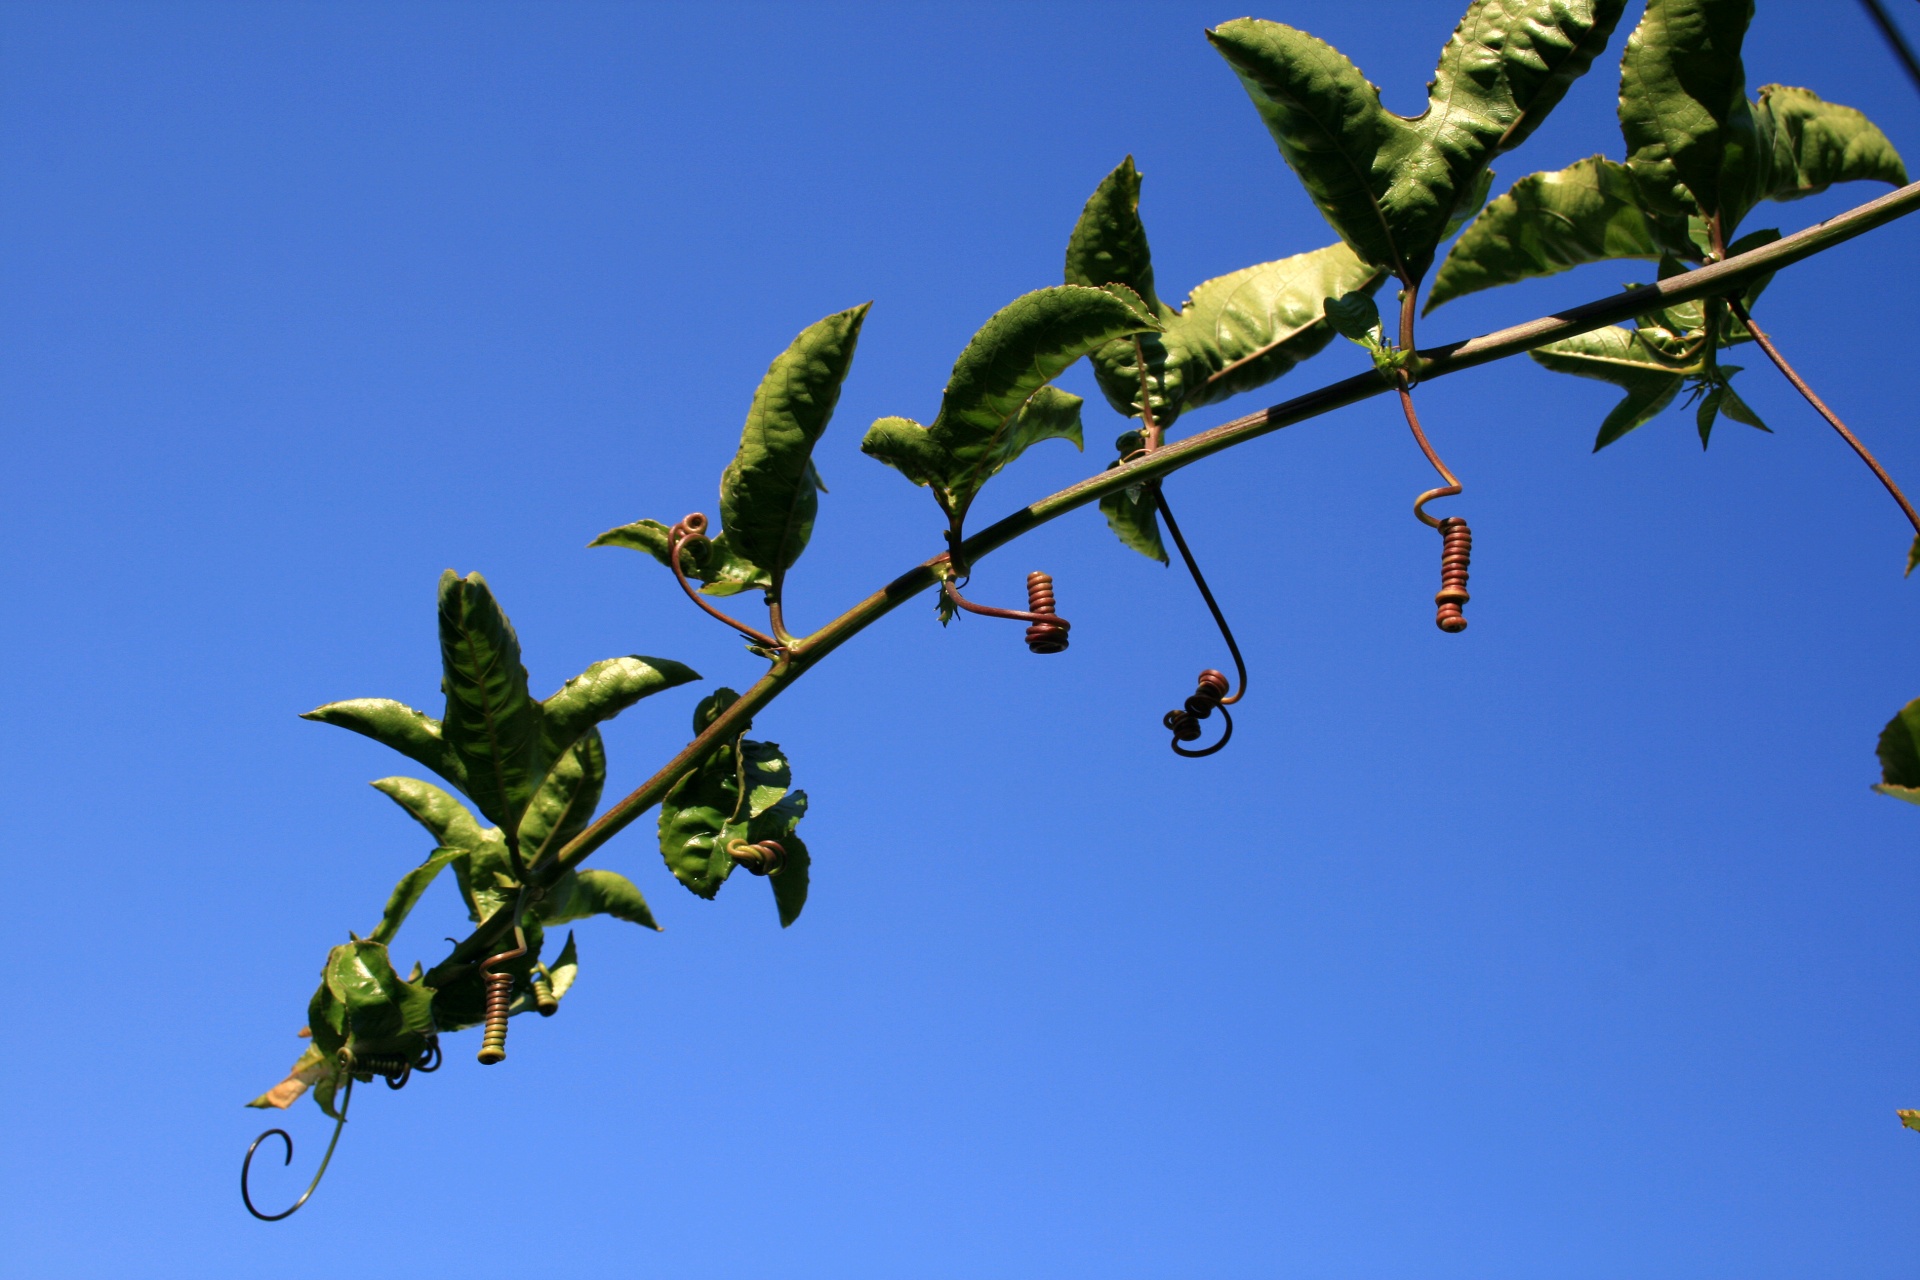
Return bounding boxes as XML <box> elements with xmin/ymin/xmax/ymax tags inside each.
<box><xmin>1209</xmin><ymin>1</ymin><xmax>1627</xmax><ymax>283</ymax></box>
<box><xmin>539</xmin><ymin>868</ymin><xmax>660</xmax><ymax>931</ymax></box>
<box><xmin>1064</xmin><ymin>157</ymin><xmax>1168</xmax><ymax>317</ymax></box>
<box><xmin>1755</xmin><ymin>84</ymin><xmax>1907</xmax><ymax>203</ymax></box>
<box><xmin>1428</xmin><ymin>157</ymin><xmax>1693</xmax><ymax>310</ymax></box>
<box><xmin>861</xmin><ymin>285</ymin><xmax>1154</xmax><ymax>520</ymax></box>
<box><xmin>587</xmin><ymin>520</ymin><xmax>772</xmax><ymax>597</ymax></box>
<box><xmin>719</xmin><ymin>304</ymin><xmax>870</xmax><ymax>576</ymax></box>
<box><xmin>1099</xmin><ymin>467</ymin><xmax>1166</xmax><ymax>564</ymax></box>
<box><xmin>658</xmin><ymin>737</ymin><xmax>741</xmax><ymax>900</ymax></box>
<box><xmin>1530</xmin><ymin>325</ymin><xmax>1690</xmax><ymax>449</ymax></box>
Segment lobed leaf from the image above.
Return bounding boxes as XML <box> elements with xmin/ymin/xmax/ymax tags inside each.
<box><xmin>719</xmin><ymin>304</ymin><xmax>870</xmax><ymax>576</ymax></box>
<box><xmin>861</xmin><ymin>285</ymin><xmax>1154</xmax><ymax>519</ymax></box>
<box><xmin>1210</xmin><ymin>1</ymin><xmax>1626</xmax><ymax>283</ymax></box>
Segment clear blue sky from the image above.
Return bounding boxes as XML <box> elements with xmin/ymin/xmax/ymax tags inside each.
<box><xmin>4</xmin><ymin>2</ymin><xmax>1918</xmax><ymax>1275</ymax></box>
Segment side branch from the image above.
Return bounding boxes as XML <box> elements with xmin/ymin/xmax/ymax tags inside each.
<box><xmin>436</xmin><ymin>177</ymin><xmax>1920</xmax><ymax>982</ymax></box>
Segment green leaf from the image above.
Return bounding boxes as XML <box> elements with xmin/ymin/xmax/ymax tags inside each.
<box><xmin>311</xmin><ymin>572</ymin><xmax>696</xmax><ymax>838</ymax></box>
<box><xmin>547</xmin><ymin>931</ymin><xmax>579</xmax><ymax>1002</ymax></box>
<box><xmin>1209</xmin><ymin>1</ymin><xmax>1627</xmax><ymax>283</ymax></box>
<box><xmin>658</xmin><ymin>736</ymin><xmax>742</xmax><ymax>899</ymax></box>
<box><xmin>753</xmin><ymin>792</ymin><xmax>811</xmax><ymax>928</ymax></box>
<box><xmin>1715</xmin><ymin>372</ymin><xmax>1768</xmax><ymax>431</ymax></box>
<box><xmin>719</xmin><ymin>304</ymin><xmax>870</xmax><ymax>577</ymax></box>
<box><xmin>540</xmin><ymin>656</ymin><xmax>698</xmax><ymax>768</ymax></box>
<box><xmin>301</xmin><ymin>699</ymin><xmax>444</xmax><ymax>780</ymax></box>
<box><xmin>1529</xmin><ymin>325</ymin><xmax>1690</xmax><ymax>449</ymax></box>
<box><xmin>515</xmin><ymin>730</ymin><xmax>606</xmax><ymax>867</ymax></box>
<box><xmin>587</xmin><ymin>519</ymin><xmax>772</xmax><ymax>598</ymax></box>
<box><xmin>736</xmin><ymin>738</ymin><xmax>792</xmax><ymax>820</ymax></box>
<box><xmin>1322</xmin><ymin>290</ymin><xmax>1381</xmax><ymax>344</ymax></box>
<box><xmin>539</xmin><ymin>868</ymin><xmax>661</xmax><ymax>931</ymax></box>
<box><xmin>1620</xmin><ymin>0</ymin><xmax>1769</xmax><ymax>228</ymax></box>
<box><xmin>1064</xmin><ymin>157</ymin><xmax>1168</xmax><ymax>316</ymax></box>
<box><xmin>1099</xmin><ymin>466</ymin><xmax>1166</xmax><ymax>564</ymax></box>
<box><xmin>1428</xmin><ymin>157</ymin><xmax>1692</xmax><ymax>310</ymax></box>
<box><xmin>1900</xmin><ymin>1109</ymin><xmax>1920</xmax><ymax>1131</ymax></box>
<box><xmin>1755</xmin><ymin>84</ymin><xmax>1907</xmax><ymax>203</ymax></box>
<box><xmin>861</xmin><ymin>285</ymin><xmax>1155</xmax><ymax>520</ymax></box>
<box><xmin>315</xmin><ymin>939</ymin><xmax>437</xmax><ymax>1061</ymax></box>
<box><xmin>369</xmin><ymin>846</ymin><xmax>462</xmax><ymax>946</ymax></box>
<box><xmin>435</xmin><ymin>570</ymin><xmax>542</xmax><ymax>829</ymax></box>
<box><xmin>1874</xmin><ymin>696</ymin><xmax>1920</xmax><ymax>802</ymax></box>
<box><xmin>1906</xmin><ymin>533</ymin><xmax>1920</xmax><ymax>579</ymax></box>
<box><xmin>371</xmin><ymin>775</ymin><xmax>492</xmax><ymax>852</ymax></box>
<box><xmin>1694</xmin><ymin>382</ymin><xmax>1724</xmax><ymax>446</ymax></box>
<box><xmin>1170</xmin><ymin>245</ymin><xmax>1383</xmax><ymax>412</ymax></box>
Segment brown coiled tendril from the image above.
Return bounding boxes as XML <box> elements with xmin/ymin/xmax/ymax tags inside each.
<box><xmin>476</xmin><ymin>925</ymin><xmax>528</xmax><ymax>1066</ymax></box>
<box><xmin>666</xmin><ymin>512</ymin><xmax>782</xmax><ymax>650</ymax></box>
<box><xmin>728</xmin><ymin>838</ymin><xmax>787</xmax><ymax>876</ymax></box>
<box><xmin>1401</xmin><ymin>374</ymin><xmax>1472</xmax><ymax>634</ymax></box>
<box><xmin>940</xmin><ymin>568</ymin><xmax>1072</xmax><ymax>654</ymax></box>
<box><xmin>1434</xmin><ymin>516</ymin><xmax>1472</xmax><ymax>633</ymax></box>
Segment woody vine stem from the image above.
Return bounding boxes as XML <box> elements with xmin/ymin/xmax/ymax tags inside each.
<box><xmin>422</xmin><ymin>178</ymin><xmax>1920</xmax><ymax>987</ymax></box>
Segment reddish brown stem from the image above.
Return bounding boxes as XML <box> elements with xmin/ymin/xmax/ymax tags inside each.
<box><xmin>1728</xmin><ymin>298</ymin><xmax>1920</xmax><ymax>540</ymax></box>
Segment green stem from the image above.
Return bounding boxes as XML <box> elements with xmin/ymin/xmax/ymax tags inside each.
<box><xmin>426</xmin><ymin>177</ymin><xmax>1920</xmax><ymax>989</ymax></box>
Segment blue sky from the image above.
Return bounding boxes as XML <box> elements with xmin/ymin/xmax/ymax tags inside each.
<box><xmin>4</xmin><ymin>2</ymin><xmax>1919</xmax><ymax>1275</ymax></box>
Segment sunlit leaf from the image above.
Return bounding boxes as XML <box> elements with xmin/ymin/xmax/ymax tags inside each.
<box><xmin>1209</xmin><ymin>1</ymin><xmax>1627</xmax><ymax>283</ymax></box>
<box><xmin>720</xmin><ymin>304</ymin><xmax>870</xmax><ymax>576</ymax></box>
<box><xmin>588</xmin><ymin>519</ymin><xmax>772</xmax><ymax>597</ymax></box>
<box><xmin>369</xmin><ymin>847</ymin><xmax>462</xmax><ymax>946</ymax></box>
<box><xmin>1529</xmin><ymin>325</ymin><xmax>1690</xmax><ymax>449</ymax></box>
<box><xmin>1755</xmin><ymin>84</ymin><xmax>1907</xmax><ymax>203</ymax></box>
<box><xmin>539</xmin><ymin>868</ymin><xmax>660</xmax><ymax>931</ymax></box>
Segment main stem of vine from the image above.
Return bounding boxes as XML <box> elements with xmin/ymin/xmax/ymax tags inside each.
<box><xmin>428</xmin><ymin>177</ymin><xmax>1920</xmax><ymax>988</ymax></box>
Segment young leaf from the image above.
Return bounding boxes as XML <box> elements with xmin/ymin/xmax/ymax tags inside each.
<box><xmin>1064</xmin><ymin>157</ymin><xmax>1169</xmax><ymax>317</ymax></box>
<box><xmin>539</xmin><ymin>868</ymin><xmax>661</xmax><ymax>931</ymax></box>
<box><xmin>369</xmin><ymin>846</ymin><xmax>462</xmax><ymax>946</ymax></box>
<box><xmin>1322</xmin><ymin>291</ymin><xmax>1382</xmax><ymax>344</ymax></box>
<box><xmin>719</xmin><ymin>303</ymin><xmax>870</xmax><ymax>577</ymax></box>
<box><xmin>308</xmin><ymin>572</ymin><xmax>697</xmax><ymax>834</ymax></box>
<box><xmin>860</xmin><ymin>285</ymin><xmax>1155</xmax><ymax>520</ymax></box>
<box><xmin>1874</xmin><ymin>696</ymin><xmax>1920</xmax><ymax>805</ymax></box>
<box><xmin>547</xmin><ymin>931</ymin><xmax>580</xmax><ymax>1002</ymax></box>
<box><xmin>1529</xmin><ymin>325</ymin><xmax>1690</xmax><ymax>450</ymax></box>
<box><xmin>318</xmin><ymin>939</ymin><xmax>437</xmax><ymax>1060</ymax></box>
<box><xmin>1099</xmin><ymin>467</ymin><xmax>1167</xmax><ymax>565</ymax></box>
<box><xmin>658</xmin><ymin>735</ymin><xmax>742</xmax><ymax>899</ymax></box>
<box><xmin>587</xmin><ymin>519</ymin><xmax>772</xmax><ymax>597</ymax></box>
<box><xmin>1209</xmin><ymin>1</ymin><xmax>1627</xmax><ymax>283</ymax></box>
<box><xmin>1754</xmin><ymin>84</ymin><xmax>1908</xmax><ymax>202</ymax></box>
<box><xmin>516</xmin><ymin>731</ymin><xmax>606</xmax><ymax>867</ymax></box>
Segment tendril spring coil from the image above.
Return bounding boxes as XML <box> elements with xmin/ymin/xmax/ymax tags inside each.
<box><xmin>729</xmin><ymin>838</ymin><xmax>786</xmax><ymax>876</ymax></box>
<box><xmin>531</xmin><ymin>969</ymin><xmax>559</xmax><ymax>1017</ymax></box>
<box><xmin>476</xmin><ymin>969</ymin><xmax>513</xmax><ymax>1064</ymax></box>
<box><xmin>1023</xmin><ymin>571</ymin><xmax>1069</xmax><ymax>654</ymax></box>
<box><xmin>1434</xmin><ymin>516</ymin><xmax>1472</xmax><ymax>633</ymax></box>
<box><xmin>1163</xmin><ymin>669</ymin><xmax>1230</xmax><ymax>743</ymax></box>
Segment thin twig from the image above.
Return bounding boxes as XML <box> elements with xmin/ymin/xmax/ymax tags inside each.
<box><xmin>1860</xmin><ymin>0</ymin><xmax>1920</xmax><ymax>97</ymax></box>
<box><xmin>1728</xmin><ymin>297</ymin><xmax>1920</xmax><ymax>538</ymax></box>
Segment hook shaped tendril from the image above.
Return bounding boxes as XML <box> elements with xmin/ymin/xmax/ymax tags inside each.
<box><xmin>241</xmin><ymin>1074</ymin><xmax>354</xmax><ymax>1222</ymax></box>
<box><xmin>1155</xmin><ymin>490</ymin><xmax>1247</xmax><ymax>758</ymax></box>
<box><xmin>666</xmin><ymin>513</ymin><xmax>782</xmax><ymax>651</ymax></box>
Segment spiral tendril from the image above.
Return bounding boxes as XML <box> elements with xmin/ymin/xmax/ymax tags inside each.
<box><xmin>729</xmin><ymin>838</ymin><xmax>786</xmax><ymax>876</ymax></box>
<box><xmin>1434</xmin><ymin>516</ymin><xmax>1471</xmax><ymax>633</ymax></box>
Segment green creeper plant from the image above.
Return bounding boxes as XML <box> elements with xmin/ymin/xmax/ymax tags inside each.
<box><xmin>244</xmin><ymin>0</ymin><xmax>1920</xmax><ymax>1217</ymax></box>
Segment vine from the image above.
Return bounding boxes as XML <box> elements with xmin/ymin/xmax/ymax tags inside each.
<box><xmin>243</xmin><ymin>0</ymin><xmax>1920</xmax><ymax>1218</ymax></box>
